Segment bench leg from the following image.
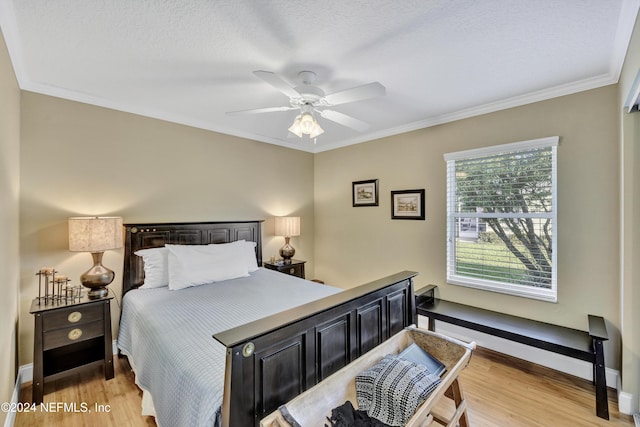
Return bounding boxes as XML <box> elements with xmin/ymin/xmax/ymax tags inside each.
<box><xmin>593</xmin><ymin>338</ymin><xmax>609</xmax><ymax>420</ymax></box>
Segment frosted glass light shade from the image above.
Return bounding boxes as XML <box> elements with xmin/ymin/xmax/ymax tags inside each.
<box><xmin>274</xmin><ymin>217</ymin><xmax>300</xmax><ymax>237</ymax></box>
<box><xmin>288</xmin><ymin>115</ymin><xmax>303</xmax><ymax>137</ymax></box>
<box><xmin>68</xmin><ymin>217</ymin><xmax>123</xmax><ymax>252</ymax></box>
<box><xmin>288</xmin><ymin>113</ymin><xmax>324</xmax><ymax>138</ymax></box>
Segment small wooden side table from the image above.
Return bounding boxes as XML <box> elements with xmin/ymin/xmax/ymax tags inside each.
<box><xmin>263</xmin><ymin>259</ymin><xmax>306</xmax><ymax>279</ymax></box>
<box><xmin>29</xmin><ymin>295</ymin><xmax>114</xmax><ymax>404</ymax></box>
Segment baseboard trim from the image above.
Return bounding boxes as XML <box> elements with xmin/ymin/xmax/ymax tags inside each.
<box><xmin>17</xmin><ymin>364</ymin><xmax>32</xmax><ymax>387</ymax></box>
<box><xmin>422</xmin><ymin>319</ymin><xmax>620</xmax><ymax>388</ymax></box>
<box><xmin>3</xmin><ymin>366</ymin><xmax>24</xmax><ymax>427</ymax></box>
<box><xmin>618</xmin><ymin>391</ymin><xmax>635</xmax><ymax>415</ymax></box>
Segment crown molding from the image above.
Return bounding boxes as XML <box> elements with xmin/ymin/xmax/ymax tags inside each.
<box><xmin>20</xmin><ymin>81</ymin><xmax>317</xmax><ymax>153</ymax></box>
<box><xmin>314</xmin><ymin>73</ymin><xmax>618</xmax><ymax>153</ymax></box>
<box><xmin>18</xmin><ymin>71</ymin><xmax>617</xmax><ymax>154</ymax></box>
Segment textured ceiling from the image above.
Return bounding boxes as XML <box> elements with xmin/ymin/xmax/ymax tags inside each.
<box><xmin>1</xmin><ymin>1</ymin><xmax>638</xmax><ymax>152</ymax></box>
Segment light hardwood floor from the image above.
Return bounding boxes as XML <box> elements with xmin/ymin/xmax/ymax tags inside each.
<box><xmin>15</xmin><ymin>347</ymin><xmax>634</xmax><ymax>426</ymax></box>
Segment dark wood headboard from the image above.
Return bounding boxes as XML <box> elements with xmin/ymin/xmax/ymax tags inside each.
<box><xmin>122</xmin><ymin>220</ymin><xmax>263</xmax><ymax>295</ymax></box>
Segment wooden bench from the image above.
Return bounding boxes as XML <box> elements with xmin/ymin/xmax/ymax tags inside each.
<box><xmin>415</xmin><ymin>285</ymin><xmax>610</xmax><ymax>420</ymax></box>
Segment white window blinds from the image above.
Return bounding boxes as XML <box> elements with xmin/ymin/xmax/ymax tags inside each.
<box><xmin>444</xmin><ymin>136</ymin><xmax>558</xmax><ymax>302</ymax></box>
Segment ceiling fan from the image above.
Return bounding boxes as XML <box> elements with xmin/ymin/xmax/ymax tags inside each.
<box><xmin>227</xmin><ymin>70</ymin><xmax>386</xmax><ymax>138</ymax></box>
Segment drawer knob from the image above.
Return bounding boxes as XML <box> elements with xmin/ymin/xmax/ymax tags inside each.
<box><xmin>68</xmin><ymin>328</ymin><xmax>83</xmax><ymax>341</ymax></box>
<box><xmin>289</xmin><ymin>268</ymin><xmax>295</xmax><ymax>274</ymax></box>
<box><xmin>68</xmin><ymin>311</ymin><xmax>82</xmax><ymax>323</ymax></box>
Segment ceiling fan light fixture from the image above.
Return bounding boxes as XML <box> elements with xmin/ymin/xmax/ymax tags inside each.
<box><xmin>288</xmin><ymin>112</ymin><xmax>324</xmax><ymax>138</ymax></box>
<box><xmin>233</xmin><ymin>70</ymin><xmax>383</xmax><ymax>140</ymax></box>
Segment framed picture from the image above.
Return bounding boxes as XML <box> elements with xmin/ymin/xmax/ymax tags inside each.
<box><xmin>391</xmin><ymin>189</ymin><xmax>425</xmax><ymax>220</ymax></box>
<box><xmin>352</xmin><ymin>179</ymin><xmax>379</xmax><ymax>207</ymax></box>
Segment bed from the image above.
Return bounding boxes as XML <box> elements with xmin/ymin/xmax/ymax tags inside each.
<box><xmin>117</xmin><ymin>220</ymin><xmax>418</xmax><ymax>427</ymax></box>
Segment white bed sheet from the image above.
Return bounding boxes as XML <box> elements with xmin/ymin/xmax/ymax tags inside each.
<box><xmin>117</xmin><ymin>267</ymin><xmax>341</xmax><ymax>427</ymax></box>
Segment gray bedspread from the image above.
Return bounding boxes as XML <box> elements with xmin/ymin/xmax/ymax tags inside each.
<box><xmin>117</xmin><ymin>268</ymin><xmax>341</xmax><ymax>427</ymax></box>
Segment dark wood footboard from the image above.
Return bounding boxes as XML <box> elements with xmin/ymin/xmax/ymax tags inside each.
<box><xmin>213</xmin><ymin>270</ymin><xmax>418</xmax><ymax>427</ymax></box>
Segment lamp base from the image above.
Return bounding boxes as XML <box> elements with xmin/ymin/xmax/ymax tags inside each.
<box><xmin>81</xmin><ymin>252</ymin><xmax>115</xmax><ymax>300</ymax></box>
<box><xmin>87</xmin><ymin>287</ymin><xmax>109</xmax><ymax>299</ymax></box>
<box><xmin>279</xmin><ymin>237</ymin><xmax>295</xmax><ymax>263</ymax></box>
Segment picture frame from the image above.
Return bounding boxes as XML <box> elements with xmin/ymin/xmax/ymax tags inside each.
<box><xmin>352</xmin><ymin>179</ymin><xmax>379</xmax><ymax>207</ymax></box>
<box><xmin>391</xmin><ymin>189</ymin><xmax>425</xmax><ymax>220</ymax></box>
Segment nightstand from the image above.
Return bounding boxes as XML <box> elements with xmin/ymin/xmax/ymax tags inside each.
<box><xmin>263</xmin><ymin>259</ymin><xmax>306</xmax><ymax>279</ymax></box>
<box><xmin>29</xmin><ymin>295</ymin><xmax>114</xmax><ymax>404</ymax></box>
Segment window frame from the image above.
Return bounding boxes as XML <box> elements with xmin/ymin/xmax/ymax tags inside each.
<box><xmin>444</xmin><ymin>136</ymin><xmax>559</xmax><ymax>302</ymax></box>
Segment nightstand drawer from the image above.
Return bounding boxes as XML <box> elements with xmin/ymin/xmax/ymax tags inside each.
<box><xmin>283</xmin><ymin>264</ymin><xmax>303</xmax><ymax>277</ymax></box>
<box><xmin>42</xmin><ymin>304</ymin><xmax>103</xmax><ymax>331</ymax></box>
<box><xmin>43</xmin><ymin>320</ymin><xmax>104</xmax><ymax>350</ymax></box>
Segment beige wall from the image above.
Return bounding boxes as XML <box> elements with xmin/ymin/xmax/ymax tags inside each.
<box><xmin>0</xmin><ymin>29</ymin><xmax>21</xmax><ymax>425</ymax></box>
<box><xmin>18</xmin><ymin>93</ymin><xmax>315</xmax><ymax>365</ymax></box>
<box><xmin>618</xmin><ymin>13</ymin><xmax>640</xmax><ymax>413</ymax></box>
<box><xmin>315</xmin><ymin>86</ymin><xmax>621</xmax><ymax>367</ymax></box>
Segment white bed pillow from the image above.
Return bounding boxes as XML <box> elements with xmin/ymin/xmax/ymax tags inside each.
<box><xmin>134</xmin><ymin>247</ymin><xmax>170</xmax><ymax>289</ymax></box>
<box><xmin>166</xmin><ymin>243</ymin><xmax>250</xmax><ymax>290</ymax></box>
<box><xmin>210</xmin><ymin>240</ymin><xmax>259</xmax><ymax>273</ymax></box>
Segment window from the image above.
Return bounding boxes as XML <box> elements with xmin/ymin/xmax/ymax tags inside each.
<box><xmin>444</xmin><ymin>136</ymin><xmax>558</xmax><ymax>302</ymax></box>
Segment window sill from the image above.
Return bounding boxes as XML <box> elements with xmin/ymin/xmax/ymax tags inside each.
<box><xmin>447</xmin><ymin>275</ymin><xmax>557</xmax><ymax>303</ymax></box>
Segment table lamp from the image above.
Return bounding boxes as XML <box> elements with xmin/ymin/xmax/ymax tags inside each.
<box><xmin>274</xmin><ymin>216</ymin><xmax>300</xmax><ymax>264</ymax></box>
<box><xmin>68</xmin><ymin>216</ymin><xmax>123</xmax><ymax>299</ymax></box>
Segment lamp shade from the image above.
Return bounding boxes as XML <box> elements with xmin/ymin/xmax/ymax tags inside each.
<box><xmin>274</xmin><ymin>216</ymin><xmax>300</xmax><ymax>237</ymax></box>
<box><xmin>68</xmin><ymin>217</ymin><xmax>123</xmax><ymax>252</ymax></box>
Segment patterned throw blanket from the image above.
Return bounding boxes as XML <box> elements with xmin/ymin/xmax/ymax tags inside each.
<box><xmin>355</xmin><ymin>354</ymin><xmax>441</xmax><ymax>426</ymax></box>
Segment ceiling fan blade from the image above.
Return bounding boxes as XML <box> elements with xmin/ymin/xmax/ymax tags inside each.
<box><xmin>253</xmin><ymin>70</ymin><xmax>301</xmax><ymax>99</ymax></box>
<box><xmin>319</xmin><ymin>109</ymin><xmax>371</xmax><ymax>132</ymax></box>
<box><xmin>323</xmin><ymin>82</ymin><xmax>386</xmax><ymax>106</ymax></box>
<box><xmin>226</xmin><ymin>106</ymin><xmax>297</xmax><ymax>115</ymax></box>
